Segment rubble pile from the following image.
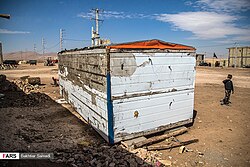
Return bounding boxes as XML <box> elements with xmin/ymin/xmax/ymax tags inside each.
<box><xmin>52</xmin><ymin>144</ymin><xmax>160</xmax><ymax>167</ymax></box>
<box><xmin>0</xmin><ymin>75</ymin><xmax>17</xmax><ymax>92</ymax></box>
<box><xmin>0</xmin><ymin>76</ymin><xmax>49</xmax><ymax>108</ymax></box>
<box><xmin>15</xmin><ymin>92</ymin><xmax>49</xmax><ymax>107</ymax></box>
<box><xmin>13</xmin><ymin>79</ymin><xmax>41</xmax><ymax>93</ymax></box>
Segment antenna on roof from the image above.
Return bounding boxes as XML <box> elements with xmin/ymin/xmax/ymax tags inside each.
<box><xmin>91</xmin><ymin>8</ymin><xmax>104</xmax><ymax>46</ymax></box>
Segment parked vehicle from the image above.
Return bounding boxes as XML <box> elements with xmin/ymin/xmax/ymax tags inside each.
<box><xmin>3</xmin><ymin>60</ymin><xmax>18</xmax><ymax>65</ymax></box>
<box><xmin>199</xmin><ymin>62</ymin><xmax>209</xmax><ymax>66</ymax></box>
<box><xmin>29</xmin><ymin>60</ymin><xmax>37</xmax><ymax>65</ymax></box>
<box><xmin>44</xmin><ymin>57</ymin><xmax>55</xmax><ymax>66</ymax></box>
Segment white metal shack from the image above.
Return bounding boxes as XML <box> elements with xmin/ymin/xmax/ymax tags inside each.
<box><xmin>58</xmin><ymin>39</ymin><xmax>196</xmax><ymax>144</ymax></box>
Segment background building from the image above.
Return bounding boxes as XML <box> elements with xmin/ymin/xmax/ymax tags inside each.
<box><xmin>228</xmin><ymin>46</ymin><xmax>250</xmax><ymax>67</ymax></box>
<box><xmin>195</xmin><ymin>54</ymin><xmax>205</xmax><ymax>66</ymax></box>
<box><xmin>205</xmin><ymin>58</ymin><xmax>228</xmax><ymax>67</ymax></box>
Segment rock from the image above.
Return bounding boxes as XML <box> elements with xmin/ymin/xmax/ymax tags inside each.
<box><xmin>114</xmin><ymin>152</ymin><xmax>121</xmax><ymax>159</ymax></box>
<box><xmin>67</xmin><ymin>157</ymin><xmax>75</xmax><ymax>163</ymax></box>
<box><xmin>96</xmin><ymin>162</ymin><xmax>102</xmax><ymax>167</ymax></box>
<box><xmin>198</xmin><ymin>152</ymin><xmax>204</xmax><ymax>157</ymax></box>
<box><xmin>135</xmin><ymin>156</ymin><xmax>144</xmax><ymax>165</ymax></box>
<box><xmin>0</xmin><ymin>93</ymin><xmax>5</xmax><ymax>98</ymax></box>
<box><xmin>159</xmin><ymin>159</ymin><xmax>172</xmax><ymax>166</ymax></box>
<box><xmin>90</xmin><ymin>158</ymin><xmax>97</xmax><ymax>166</ymax></box>
<box><xmin>77</xmin><ymin>140</ymin><xmax>91</xmax><ymax>147</ymax></box>
<box><xmin>179</xmin><ymin>146</ymin><xmax>186</xmax><ymax>153</ymax></box>
<box><xmin>0</xmin><ymin>74</ymin><xmax>6</xmax><ymax>82</ymax></box>
<box><xmin>198</xmin><ymin>161</ymin><xmax>204</xmax><ymax>164</ymax></box>
<box><xmin>55</xmin><ymin>152</ymin><xmax>63</xmax><ymax>156</ymax></box>
<box><xmin>100</xmin><ymin>145</ymin><xmax>110</xmax><ymax>149</ymax></box>
<box><xmin>25</xmin><ymin>77</ymin><xmax>41</xmax><ymax>85</ymax></box>
<box><xmin>105</xmin><ymin>161</ymin><xmax>109</xmax><ymax>166</ymax></box>
<box><xmin>56</xmin><ymin>159</ymin><xmax>64</xmax><ymax>163</ymax></box>
<box><xmin>74</xmin><ymin>154</ymin><xmax>81</xmax><ymax>160</ymax></box>
<box><xmin>127</xmin><ymin>158</ymin><xmax>137</xmax><ymax>167</ymax></box>
<box><xmin>124</xmin><ymin>154</ymin><xmax>131</xmax><ymax>161</ymax></box>
<box><xmin>71</xmin><ymin>164</ymin><xmax>78</xmax><ymax>167</ymax></box>
<box><xmin>20</xmin><ymin>76</ymin><xmax>30</xmax><ymax>81</ymax></box>
<box><xmin>109</xmin><ymin>162</ymin><xmax>115</xmax><ymax>167</ymax></box>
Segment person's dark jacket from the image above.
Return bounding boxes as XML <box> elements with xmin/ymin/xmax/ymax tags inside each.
<box><xmin>223</xmin><ymin>79</ymin><xmax>234</xmax><ymax>91</ymax></box>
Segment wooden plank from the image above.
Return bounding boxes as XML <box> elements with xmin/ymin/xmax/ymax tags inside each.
<box><xmin>121</xmin><ymin>136</ymin><xmax>147</xmax><ymax>148</ymax></box>
<box><xmin>147</xmin><ymin>139</ymin><xmax>199</xmax><ymax>151</ymax></box>
<box><xmin>115</xmin><ymin>119</ymin><xmax>192</xmax><ymax>142</ymax></box>
<box><xmin>134</xmin><ymin>126</ymin><xmax>188</xmax><ymax>148</ymax></box>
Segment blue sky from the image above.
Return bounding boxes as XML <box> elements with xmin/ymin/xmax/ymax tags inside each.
<box><xmin>0</xmin><ymin>0</ymin><xmax>250</xmax><ymax>57</ymax></box>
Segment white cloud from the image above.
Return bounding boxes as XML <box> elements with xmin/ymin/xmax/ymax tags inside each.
<box><xmin>184</xmin><ymin>1</ymin><xmax>193</xmax><ymax>6</ymax></box>
<box><xmin>197</xmin><ymin>0</ymin><xmax>250</xmax><ymax>13</ymax></box>
<box><xmin>0</xmin><ymin>29</ymin><xmax>30</xmax><ymax>34</ymax></box>
<box><xmin>77</xmin><ymin>8</ymin><xmax>250</xmax><ymax>42</ymax></box>
<box><xmin>155</xmin><ymin>12</ymin><xmax>250</xmax><ymax>40</ymax></box>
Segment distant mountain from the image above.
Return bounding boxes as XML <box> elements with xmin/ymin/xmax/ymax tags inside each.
<box><xmin>3</xmin><ymin>51</ymin><xmax>57</xmax><ymax>61</ymax></box>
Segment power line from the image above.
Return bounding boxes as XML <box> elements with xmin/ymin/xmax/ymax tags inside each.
<box><xmin>196</xmin><ymin>42</ymin><xmax>249</xmax><ymax>48</ymax></box>
<box><xmin>42</xmin><ymin>37</ymin><xmax>46</xmax><ymax>55</ymax></box>
<box><xmin>35</xmin><ymin>42</ymin><xmax>59</xmax><ymax>53</ymax></box>
<box><xmin>47</xmin><ymin>42</ymin><xmax>60</xmax><ymax>50</ymax></box>
<box><xmin>196</xmin><ymin>43</ymin><xmax>235</xmax><ymax>48</ymax></box>
<box><xmin>64</xmin><ymin>38</ymin><xmax>90</xmax><ymax>42</ymax></box>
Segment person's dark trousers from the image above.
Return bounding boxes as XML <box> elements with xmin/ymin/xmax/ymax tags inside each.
<box><xmin>223</xmin><ymin>90</ymin><xmax>231</xmax><ymax>104</ymax></box>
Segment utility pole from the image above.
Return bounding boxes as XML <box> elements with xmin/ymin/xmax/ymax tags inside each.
<box><xmin>0</xmin><ymin>42</ymin><xmax>3</xmax><ymax>64</ymax></box>
<box><xmin>91</xmin><ymin>8</ymin><xmax>103</xmax><ymax>46</ymax></box>
<box><xmin>60</xmin><ymin>29</ymin><xmax>64</xmax><ymax>51</ymax></box>
<box><xmin>42</xmin><ymin>37</ymin><xmax>46</xmax><ymax>55</ymax></box>
<box><xmin>0</xmin><ymin>14</ymin><xmax>10</xmax><ymax>64</ymax></box>
<box><xmin>20</xmin><ymin>51</ymin><xmax>22</xmax><ymax>60</ymax></box>
<box><xmin>34</xmin><ymin>44</ymin><xmax>36</xmax><ymax>54</ymax></box>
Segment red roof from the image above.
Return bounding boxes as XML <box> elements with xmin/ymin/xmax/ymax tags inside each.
<box><xmin>107</xmin><ymin>39</ymin><xmax>195</xmax><ymax>50</ymax></box>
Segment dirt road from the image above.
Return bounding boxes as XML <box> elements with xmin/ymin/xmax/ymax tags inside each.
<box><xmin>0</xmin><ymin>64</ymin><xmax>249</xmax><ymax>167</ymax></box>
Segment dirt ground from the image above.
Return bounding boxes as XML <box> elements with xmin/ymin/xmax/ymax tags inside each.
<box><xmin>0</xmin><ymin>64</ymin><xmax>250</xmax><ymax>167</ymax></box>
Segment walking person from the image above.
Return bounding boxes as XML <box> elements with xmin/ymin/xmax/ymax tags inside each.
<box><xmin>221</xmin><ymin>74</ymin><xmax>234</xmax><ymax>105</ymax></box>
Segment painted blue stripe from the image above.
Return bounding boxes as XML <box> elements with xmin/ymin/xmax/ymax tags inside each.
<box><xmin>107</xmin><ymin>72</ymin><xmax>114</xmax><ymax>144</ymax></box>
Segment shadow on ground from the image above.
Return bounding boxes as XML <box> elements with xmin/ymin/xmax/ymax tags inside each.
<box><xmin>0</xmin><ymin>80</ymin><xmax>151</xmax><ymax>167</ymax></box>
